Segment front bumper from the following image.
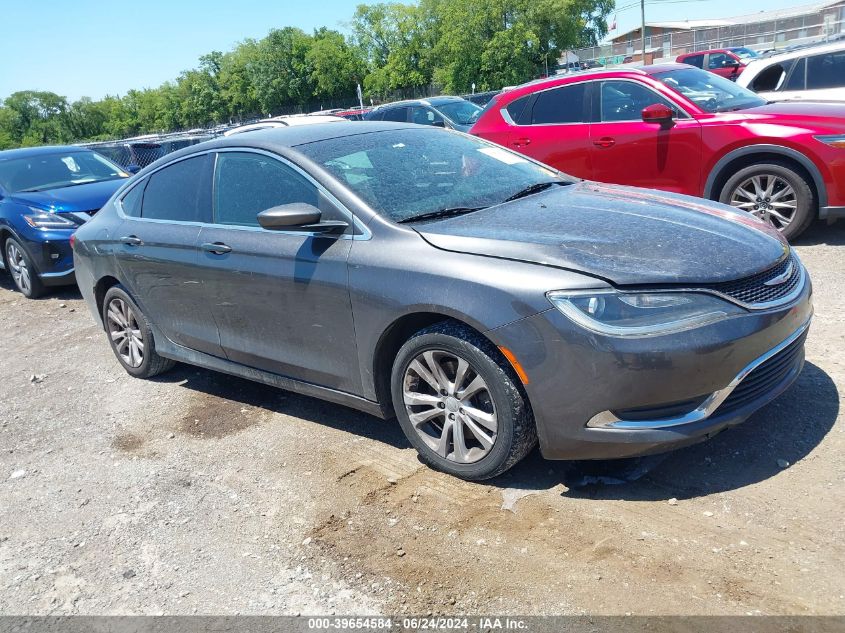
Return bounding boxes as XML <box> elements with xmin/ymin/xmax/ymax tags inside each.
<box><xmin>10</xmin><ymin>225</ymin><xmax>76</xmax><ymax>286</ymax></box>
<box><xmin>488</xmin><ymin>279</ymin><xmax>813</xmax><ymax>460</ymax></box>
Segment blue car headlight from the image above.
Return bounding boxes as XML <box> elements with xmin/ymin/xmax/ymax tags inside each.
<box><xmin>22</xmin><ymin>208</ymin><xmax>77</xmax><ymax>230</ymax></box>
<box><xmin>547</xmin><ymin>289</ymin><xmax>745</xmax><ymax>337</ymax></box>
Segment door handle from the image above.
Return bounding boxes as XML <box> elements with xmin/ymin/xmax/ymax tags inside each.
<box><xmin>593</xmin><ymin>137</ymin><xmax>616</xmax><ymax>148</ymax></box>
<box><xmin>119</xmin><ymin>235</ymin><xmax>142</xmax><ymax>246</ymax></box>
<box><xmin>201</xmin><ymin>242</ymin><xmax>232</xmax><ymax>255</ymax></box>
<box><xmin>512</xmin><ymin>137</ymin><xmax>531</xmax><ymax>147</ymax></box>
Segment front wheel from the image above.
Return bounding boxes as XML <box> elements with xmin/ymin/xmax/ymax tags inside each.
<box><xmin>719</xmin><ymin>162</ymin><xmax>815</xmax><ymax>240</ymax></box>
<box><xmin>4</xmin><ymin>237</ymin><xmax>44</xmax><ymax>298</ymax></box>
<box><xmin>390</xmin><ymin>322</ymin><xmax>537</xmax><ymax>480</ymax></box>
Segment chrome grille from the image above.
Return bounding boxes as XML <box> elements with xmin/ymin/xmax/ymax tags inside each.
<box><xmin>701</xmin><ymin>252</ymin><xmax>801</xmax><ymax>307</ymax></box>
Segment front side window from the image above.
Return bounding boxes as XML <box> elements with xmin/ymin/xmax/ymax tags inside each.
<box><xmin>654</xmin><ymin>67</ymin><xmax>767</xmax><ymax>112</ymax></box>
<box><xmin>0</xmin><ymin>151</ymin><xmax>127</xmax><ymax>194</ymax></box>
<box><xmin>141</xmin><ymin>155</ymin><xmax>212</xmax><ymax>223</ymax></box>
<box><xmin>213</xmin><ymin>152</ymin><xmax>318</xmax><ymax>227</ymax></box>
<box><xmin>410</xmin><ymin>107</ymin><xmax>441</xmax><ymax>126</ymax></box>
<box><xmin>600</xmin><ymin>81</ymin><xmax>676</xmax><ymax>122</ymax></box>
<box><xmin>297</xmin><ymin>128</ymin><xmax>569</xmax><ymax>223</ymax></box>
<box><xmin>530</xmin><ymin>83</ymin><xmax>587</xmax><ymax>124</ymax></box>
<box><xmin>806</xmin><ymin>51</ymin><xmax>845</xmax><ymax>90</ymax></box>
<box><xmin>708</xmin><ymin>52</ymin><xmax>731</xmax><ymax>69</ymax></box>
<box><xmin>435</xmin><ymin>100</ymin><xmax>483</xmax><ymax>126</ymax></box>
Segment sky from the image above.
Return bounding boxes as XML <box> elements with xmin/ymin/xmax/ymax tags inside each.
<box><xmin>0</xmin><ymin>0</ymin><xmax>818</xmax><ymax>102</ymax></box>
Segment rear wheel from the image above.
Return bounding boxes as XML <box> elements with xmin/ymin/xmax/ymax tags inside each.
<box><xmin>719</xmin><ymin>162</ymin><xmax>814</xmax><ymax>240</ymax></box>
<box><xmin>4</xmin><ymin>237</ymin><xmax>44</xmax><ymax>299</ymax></box>
<box><xmin>390</xmin><ymin>322</ymin><xmax>536</xmax><ymax>480</ymax></box>
<box><xmin>102</xmin><ymin>285</ymin><xmax>174</xmax><ymax>378</ymax></box>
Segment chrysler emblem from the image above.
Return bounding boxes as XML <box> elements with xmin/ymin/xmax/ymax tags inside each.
<box><xmin>763</xmin><ymin>262</ymin><xmax>794</xmax><ymax>286</ymax></box>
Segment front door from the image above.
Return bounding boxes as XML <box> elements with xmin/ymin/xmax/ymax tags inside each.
<box><xmin>589</xmin><ymin>79</ymin><xmax>703</xmax><ymax>195</ymax></box>
<box><xmin>195</xmin><ymin>150</ymin><xmax>360</xmax><ymax>393</ymax></box>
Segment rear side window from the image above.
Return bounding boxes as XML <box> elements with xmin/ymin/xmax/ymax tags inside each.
<box><xmin>120</xmin><ymin>181</ymin><xmax>145</xmax><ymax>217</ymax></box>
<box><xmin>141</xmin><ymin>155</ymin><xmax>212</xmax><ymax>223</ymax></box>
<box><xmin>806</xmin><ymin>51</ymin><xmax>845</xmax><ymax>90</ymax></box>
<box><xmin>213</xmin><ymin>152</ymin><xmax>319</xmax><ymax>227</ymax></box>
<box><xmin>683</xmin><ymin>54</ymin><xmax>704</xmax><ymax>69</ymax></box>
<box><xmin>381</xmin><ymin>107</ymin><xmax>409</xmax><ymax>122</ymax></box>
<box><xmin>529</xmin><ymin>83</ymin><xmax>587</xmax><ymax>125</ymax></box>
<box><xmin>505</xmin><ymin>95</ymin><xmax>532</xmax><ymax>124</ymax></box>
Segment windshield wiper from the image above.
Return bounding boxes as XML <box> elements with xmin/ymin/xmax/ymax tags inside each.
<box><xmin>397</xmin><ymin>206</ymin><xmax>485</xmax><ymax>224</ymax></box>
<box><xmin>18</xmin><ymin>179</ymin><xmax>101</xmax><ymax>193</ymax></box>
<box><xmin>503</xmin><ymin>181</ymin><xmax>566</xmax><ymax>203</ymax></box>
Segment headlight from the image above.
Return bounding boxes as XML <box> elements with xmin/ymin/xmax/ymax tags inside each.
<box><xmin>547</xmin><ymin>290</ymin><xmax>744</xmax><ymax>337</ymax></box>
<box><xmin>22</xmin><ymin>209</ymin><xmax>76</xmax><ymax>229</ymax></box>
<box><xmin>814</xmin><ymin>135</ymin><xmax>845</xmax><ymax>149</ymax></box>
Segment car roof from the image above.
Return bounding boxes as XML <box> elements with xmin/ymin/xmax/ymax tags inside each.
<box><xmin>678</xmin><ymin>48</ymin><xmax>734</xmax><ymax>56</ymax></box>
<box><xmin>0</xmin><ymin>145</ymin><xmax>96</xmax><ymax>161</ymax></box>
<box><xmin>136</xmin><ymin>121</ymin><xmax>422</xmax><ymax>173</ymax></box>
<box><xmin>746</xmin><ymin>40</ymin><xmax>845</xmax><ymax>65</ymax></box>
<box><xmin>374</xmin><ymin>96</ymin><xmax>465</xmax><ymax>110</ymax></box>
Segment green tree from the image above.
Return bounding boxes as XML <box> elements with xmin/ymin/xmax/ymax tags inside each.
<box><xmin>308</xmin><ymin>28</ymin><xmax>366</xmax><ymax>102</ymax></box>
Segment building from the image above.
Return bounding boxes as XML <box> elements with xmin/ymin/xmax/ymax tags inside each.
<box><xmin>574</xmin><ymin>0</ymin><xmax>845</xmax><ymax>64</ymax></box>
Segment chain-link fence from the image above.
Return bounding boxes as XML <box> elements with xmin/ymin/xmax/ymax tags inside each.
<box><xmin>570</xmin><ymin>10</ymin><xmax>845</xmax><ymax>65</ymax></box>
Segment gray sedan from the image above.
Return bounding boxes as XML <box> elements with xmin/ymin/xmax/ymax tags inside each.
<box><xmin>72</xmin><ymin>122</ymin><xmax>812</xmax><ymax>480</ymax></box>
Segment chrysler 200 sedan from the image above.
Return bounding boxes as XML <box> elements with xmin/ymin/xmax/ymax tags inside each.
<box><xmin>72</xmin><ymin>122</ymin><xmax>812</xmax><ymax>480</ymax></box>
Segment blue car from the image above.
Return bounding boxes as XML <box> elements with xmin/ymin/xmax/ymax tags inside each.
<box><xmin>0</xmin><ymin>146</ymin><xmax>128</xmax><ymax>298</ymax></box>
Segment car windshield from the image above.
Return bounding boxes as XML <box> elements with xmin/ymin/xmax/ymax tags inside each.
<box><xmin>298</xmin><ymin>128</ymin><xmax>568</xmax><ymax>223</ymax></box>
<box><xmin>730</xmin><ymin>47</ymin><xmax>759</xmax><ymax>60</ymax></box>
<box><xmin>0</xmin><ymin>151</ymin><xmax>127</xmax><ymax>193</ymax></box>
<box><xmin>653</xmin><ymin>67</ymin><xmax>767</xmax><ymax>112</ymax></box>
<box><xmin>435</xmin><ymin>100</ymin><xmax>484</xmax><ymax>125</ymax></box>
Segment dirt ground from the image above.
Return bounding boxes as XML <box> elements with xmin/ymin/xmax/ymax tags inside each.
<box><xmin>0</xmin><ymin>221</ymin><xmax>843</xmax><ymax>617</ymax></box>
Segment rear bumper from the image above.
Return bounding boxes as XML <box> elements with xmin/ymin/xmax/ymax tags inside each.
<box><xmin>487</xmin><ymin>280</ymin><xmax>813</xmax><ymax>461</ymax></box>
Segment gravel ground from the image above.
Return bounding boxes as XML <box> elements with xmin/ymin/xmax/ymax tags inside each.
<box><xmin>0</xmin><ymin>221</ymin><xmax>843</xmax><ymax>616</ymax></box>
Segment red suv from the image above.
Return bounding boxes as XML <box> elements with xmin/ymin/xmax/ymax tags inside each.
<box><xmin>676</xmin><ymin>47</ymin><xmax>759</xmax><ymax>80</ymax></box>
<box><xmin>470</xmin><ymin>64</ymin><xmax>845</xmax><ymax>239</ymax></box>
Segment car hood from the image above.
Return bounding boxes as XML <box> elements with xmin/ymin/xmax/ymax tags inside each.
<box><xmin>740</xmin><ymin>101</ymin><xmax>845</xmax><ymax>129</ymax></box>
<box><xmin>8</xmin><ymin>178</ymin><xmax>126</xmax><ymax>213</ymax></box>
<box><xmin>415</xmin><ymin>182</ymin><xmax>789</xmax><ymax>286</ymax></box>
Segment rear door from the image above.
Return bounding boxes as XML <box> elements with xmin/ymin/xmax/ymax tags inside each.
<box><xmin>113</xmin><ymin>153</ymin><xmax>224</xmax><ymax>356</ymax></box>
<box><xmin>588</xmin><ymin>79</ymin><xmax>702</xmax><ymax>194</ymax></box>
<box><xmin>504</xmin><ymin>81</ymin><xmax>593</xmax><ymax>179</ymax></box>
<box><xmin>195</xmin><ymin>150</ymin><xmax>360</xmax><ymax>393</ymax></box>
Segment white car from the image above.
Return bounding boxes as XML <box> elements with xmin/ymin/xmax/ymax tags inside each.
<box><xmin>223</xmin><ymin>115</ymin><xmax>345</xmax><ymax>137</ymax></box>
<box><xmin>737</xmin><ymin>41</ymin><xmax>845</xmax><ymax>102</ymax></box>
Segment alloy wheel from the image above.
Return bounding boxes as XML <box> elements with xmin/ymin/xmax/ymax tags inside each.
<box><xmin>5</xmin><ymin>241</ymin><xmax>32</xmax><ymax>295</ymax></box>
<box><xmin>106</xmin><ymin>297</ymin><xmax>144</xmax><ymax>368</ymax></box>
<box><xmin>402</xmin><ymin>350</ymin><xmax>498</xmax><ymax>464</ymax></box>
<box><xmin>729</xmin><ymin>174</ymin><xmax>797</xmax><ymax>232</ymax></box>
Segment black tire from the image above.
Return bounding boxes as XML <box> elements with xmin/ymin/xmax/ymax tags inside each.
<box><xmin>718</xmin><ymin>161</ymin><xmax>815</xmax><ymax>241</ymax></box>
<box><xmin>390</xmin><ymin>321</ymin><xmax>537</xmax><ymax>480</ymax></box>
<box><xmin>3</xmin><ymin>237</ymin><xmax>45</xmax><ymax>299</ymax></box>
<box><xmin>101</xmin><ymin>284</ymin><xmax>174</xmax><ymax>379</ymax></box>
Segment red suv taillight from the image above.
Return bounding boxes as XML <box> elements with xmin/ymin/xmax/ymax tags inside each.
<box><xmin>69</xmin><ymin>233</ymin><xmax>76</xmax><ymax>250</ymax></box>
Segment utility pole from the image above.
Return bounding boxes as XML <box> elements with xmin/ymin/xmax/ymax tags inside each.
<box><xmin>641</xmin><ymin>0</ymin><xmax>646</xmax><ymax>64</ymax></box>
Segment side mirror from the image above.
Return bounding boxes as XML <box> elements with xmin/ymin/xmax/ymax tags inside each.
<box><xmin>127</xmin><ymin>164</ymin><xmax>142</xmax><ymax>174</ymax></box>
<box><xmin>432</xmin><ymin>119</ymin><xmax>446</xmax><ymax>128</ymax></box>
<box><xmin>257</xmin><ymin>203</ymin><xmax>348</xmax><ymax>234</ymax></box>
<box><xmin>641</xmin><ymin>103</ymin><xmax>674</xmax><ymax>124</ymax></box>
